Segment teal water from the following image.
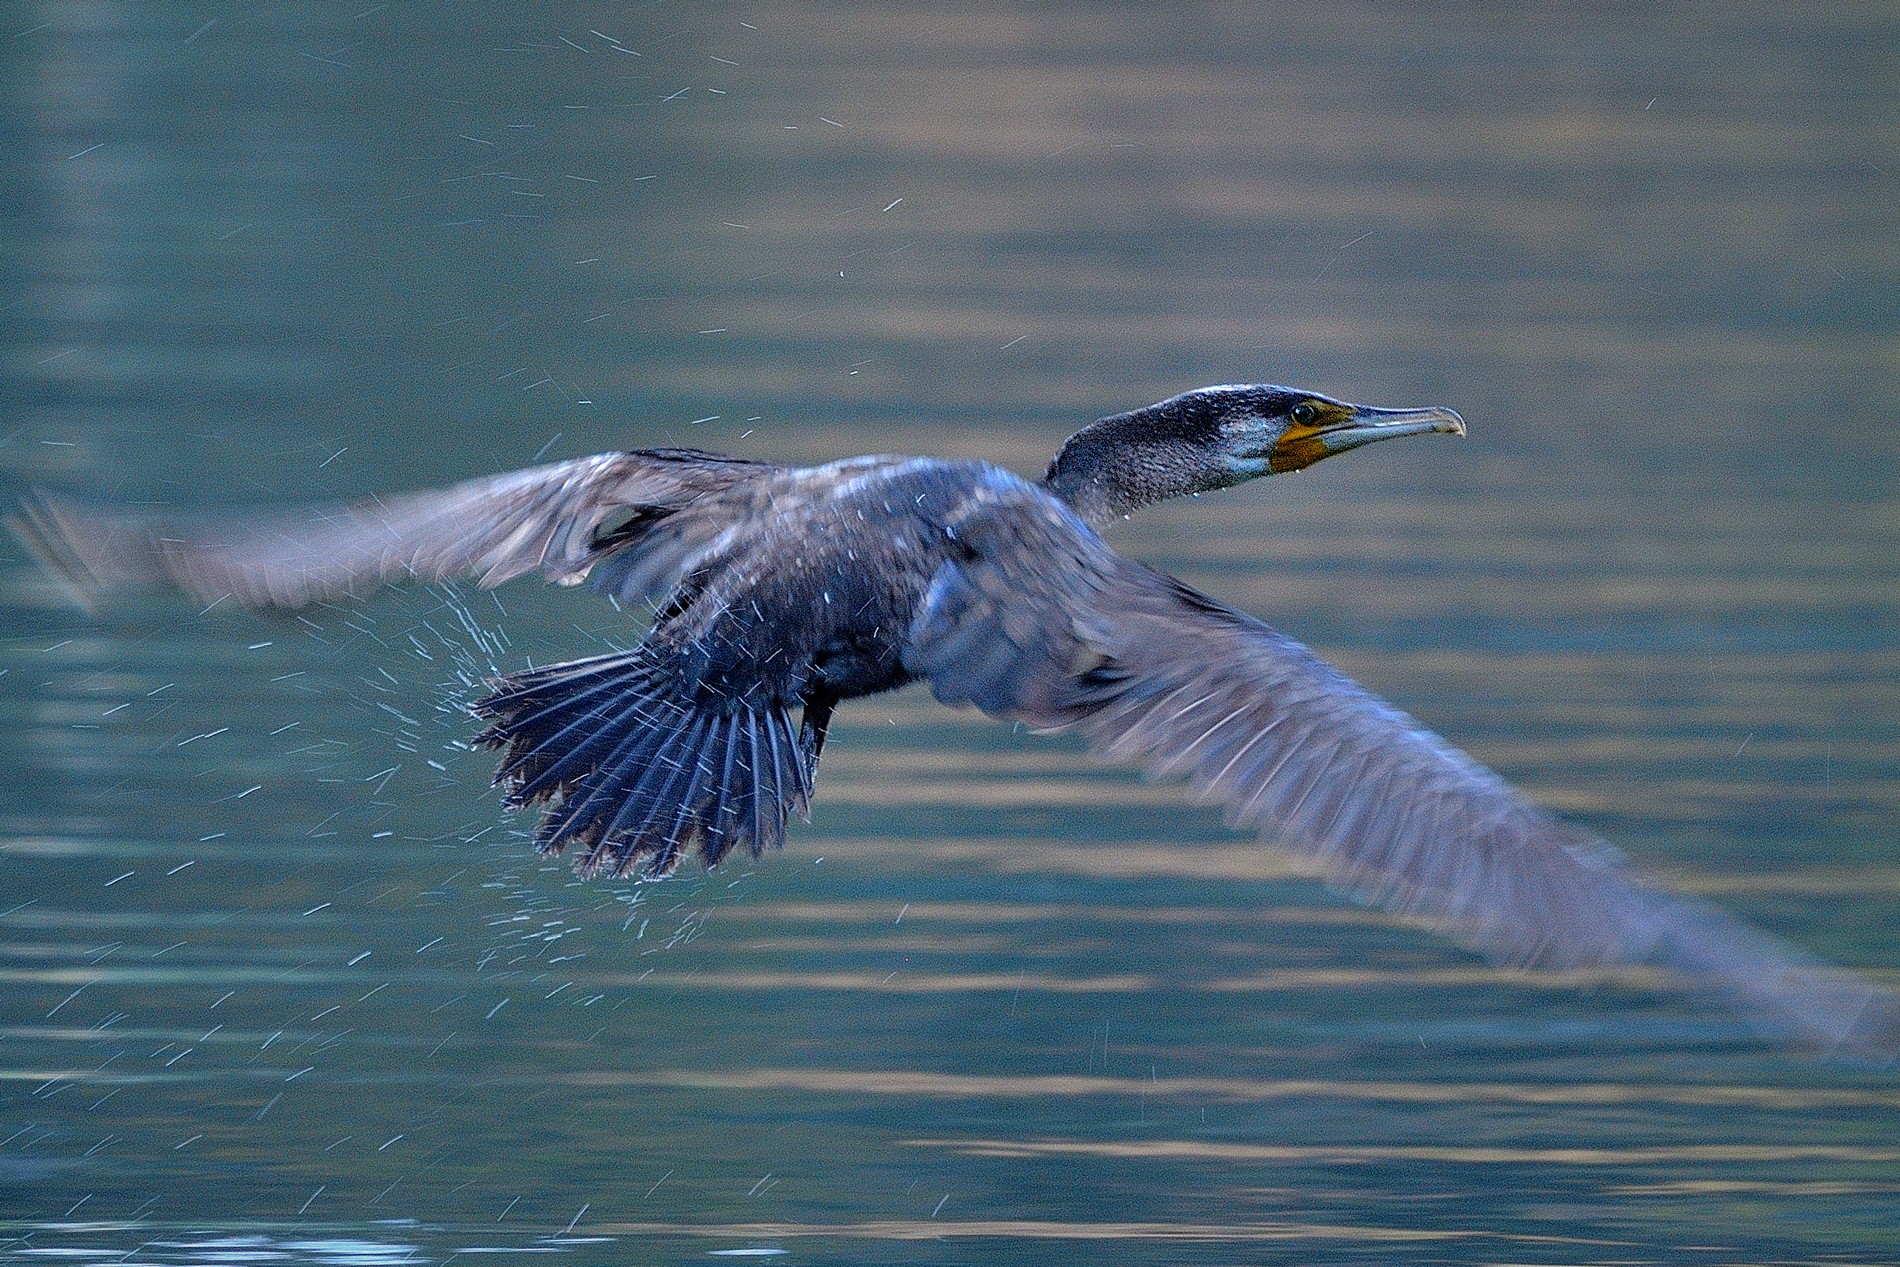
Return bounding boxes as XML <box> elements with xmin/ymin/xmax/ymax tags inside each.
<box><xmin>2</xmin><ymin>2</ymin><xmax>1896</xmax><ymax>1263</ymax></box>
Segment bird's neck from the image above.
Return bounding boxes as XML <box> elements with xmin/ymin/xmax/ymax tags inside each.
<box><xmin>1040</xmin><ymin>408</ymin><xmax>1225</xmax><ymax>526</ymax></box>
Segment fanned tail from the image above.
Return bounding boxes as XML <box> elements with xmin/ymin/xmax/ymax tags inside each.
<box><xmin>471</xmin><ymin>651</ymin><xmax>815</xmax><ymax>879</ymax></box>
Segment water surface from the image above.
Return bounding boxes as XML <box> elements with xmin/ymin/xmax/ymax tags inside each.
<box><xmin>2</xmin><ymin>2</ymin><xmax>1896</xmax><ymax>1263</ymax></box>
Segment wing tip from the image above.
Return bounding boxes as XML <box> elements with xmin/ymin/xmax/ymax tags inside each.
<box><xmin>1761</xmin><ymin>964</ymin><xmax>1900</xmax><ymax>1066</ymax></box>
<box><xmin>6</xmin><ymin>489</ymin><xmax>110</xmax><ymax>610</ymax></box>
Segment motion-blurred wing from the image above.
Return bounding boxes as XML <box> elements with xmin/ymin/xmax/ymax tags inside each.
<box><xmin>7</xmin><ymin>448</ymin><xmax>773</xmax><ymax>610</ymax></box>
<box><xmin>903</xmin><ymin>493</ymin><xmax>1897</xmax><ymax>1055</ymax></box>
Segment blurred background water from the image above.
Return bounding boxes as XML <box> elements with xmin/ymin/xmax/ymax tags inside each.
<box><xmin>1</xmin><ymin>2</ymin><xmax>1896</xmax><ymax>1263</ymax></box>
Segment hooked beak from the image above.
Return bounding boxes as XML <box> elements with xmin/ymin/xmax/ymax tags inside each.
<box><xmin>1268</xmin><ymin>403</ymin><xmax>1466</xmax><ymax>474</ymax></box>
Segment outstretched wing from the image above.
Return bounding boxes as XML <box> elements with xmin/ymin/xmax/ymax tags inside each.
<box><xmin>902</xmin><ymin>490</ymin><xmax>1897</xmax><ymax>1055</ymax></box>
<box><xmin>6</xmin><ymin>448</ymin><xmax>774</xmax><ymax>610</ymax></box>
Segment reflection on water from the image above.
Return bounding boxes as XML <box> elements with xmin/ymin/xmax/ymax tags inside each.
<box><xmin>4</xmin><ymin>1229</ymin><xmax>626</xmax><ymax>1264</ymax></box>
<box><xmin>2</xmin><ymin>0</ymin><xmax>1897</xmax><ymax>1263</ymax></box>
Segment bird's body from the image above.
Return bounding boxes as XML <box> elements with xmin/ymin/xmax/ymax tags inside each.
<box><xmin>473</xmin><ymin>452</ymin><xmax>1043</xmax><ymax>875</ymax></box>
<box><xmin>617</xmin><ymin>453</ymin><xmax>991</xmax><ymax>707</ymax></box>
<box><xmin>10</xmin><ymin>383</ymin><xmax>1896</xmax><ymax>1055</ymax></box>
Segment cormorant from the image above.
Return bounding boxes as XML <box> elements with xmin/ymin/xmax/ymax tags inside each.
<box><xmin>9</xmin><ymin>384</ymin><xmax>1895</xmax><ymax>1054</ymax></box>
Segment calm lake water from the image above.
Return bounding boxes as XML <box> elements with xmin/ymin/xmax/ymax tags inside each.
<box><xmin>2</xmin><ymin>2</ymin><xmax>1897</xmax><ymax>1263</ymax></box>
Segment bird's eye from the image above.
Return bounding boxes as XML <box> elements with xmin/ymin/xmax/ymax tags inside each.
<box><xmin>1289</xmin><ymin>402</ymin><xmax>1318</xmax><ymax>426</ymax></box>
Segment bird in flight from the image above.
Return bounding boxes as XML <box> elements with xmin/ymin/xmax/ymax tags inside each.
<box><xmin>9</xmin><ymin>384</ymin><xmax>1894</xmax><ymax>1055</ymax></box>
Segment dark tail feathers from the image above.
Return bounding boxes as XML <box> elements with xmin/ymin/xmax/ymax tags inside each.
<box><xmin>471</xmin><ymin>651</ymin><xmax>818</xmax><ymax>879</ymax></box>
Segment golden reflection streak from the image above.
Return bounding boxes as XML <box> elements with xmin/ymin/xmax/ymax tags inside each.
<box><xmin>805</xmin><ymin>835</ymin><xmax>1900</xmax><ymax>901</ymax></box>
<box><xmin>0</xmin><ymin>966</ymin><xmax>369</xmax><ymax>987</ymax></box>
<box><xmin>817</xmin><ymin>772</ymin><xmax>1900</xmax><ymax>820</ymax></box>
<box><xmin>1602</xmin><ymin>1180</ymin><xmax>1900</xmax><ymax>1197</ymax></box>
<box><xmin>9</xmin><ymin>962</ymin><xmax>1894</xmax><ymax>994</ymax></box>
<box><xmin>809</xmin><ymin>838</ymin><xmax>1326</xmax><ymax>880</ymax></box>
<box><xmin>912</xmin><ymin>1138</ymin><xmax>1900</xmax><ymax>1166</ymax></box>
<box><xmin>590</xmin><ymin>964</ymin><xmax>1679</xmax><ymax>993</ymax></box>
<box><xmin>820</xmin><ymin>774</ymin><xmax>1192</xmax><ymax>808</ymax></box>
<box><xmin>561</xmin><ymin>1067</ymin><xmax>1900</xmax><ymax>1109</ymax></box>
<box><xmin>615</xmin><ymin>968</ymin><xmax>1152</xmax><ymax>993</ymax></box>
<box><xmin>575</xmin><ymin>1218</ymin><xmax>1613</xmax><ymax>1246</ymax></box>
<box><xmin>734</xmin><ymin>898</ymin><xmax>1388</xmax><ymax>926</ymax></box>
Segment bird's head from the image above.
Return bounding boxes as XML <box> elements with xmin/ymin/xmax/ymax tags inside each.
<box><xmin>1043</xmin><ymin>383</ymin><xmax>1467</xmax><ymax>523</ymax></box>
<box><xmin>1171</xmin><ymin>383</ymin><xmax>1467</xmax><ymax>481</ymax></box>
